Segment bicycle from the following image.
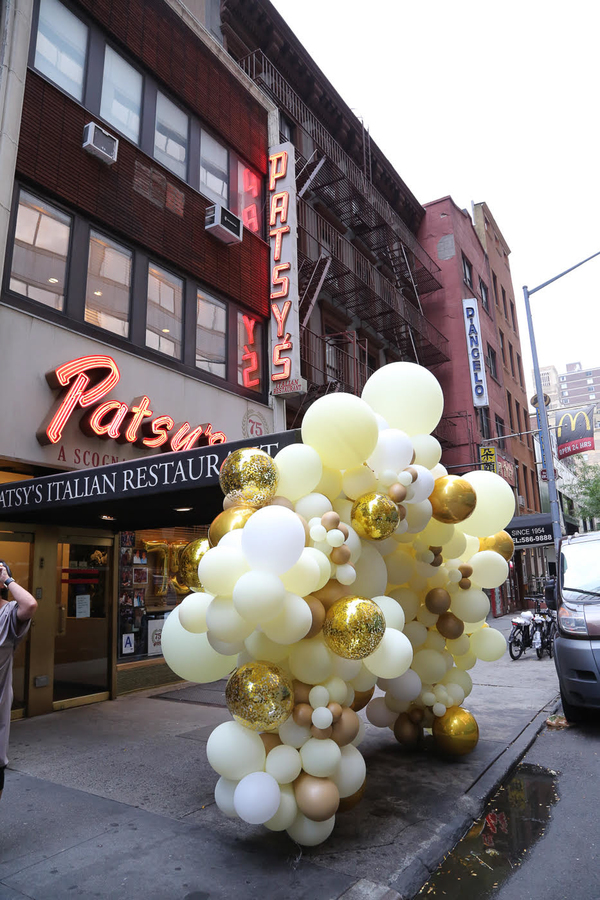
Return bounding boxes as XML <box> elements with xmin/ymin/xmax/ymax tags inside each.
<box><xmin>508</xmin><ymin>608</ymin><xmax>535</xmax><ymax>659</ymax></box>
<box><xmin>508</xmin><ymin>598</ymin><xmax>555</xmax><ymax>661</ymax></box>
<box><xmin>532</xmin><ymin>604</ymin><xmax>556</xmax><ymax>660</ymax></box>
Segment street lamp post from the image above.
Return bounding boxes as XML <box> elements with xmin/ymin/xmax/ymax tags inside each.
<box><xmin>523</xmin><ymin>250</ymin><xmax>600</xmax><ymax>554</ymax></box>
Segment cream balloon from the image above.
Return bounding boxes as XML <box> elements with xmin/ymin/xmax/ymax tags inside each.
<box><xmin>214</xmin><ymin>776</ymin><xmax>238</xmax><ymax>818</ymax></box>
<box><xmin>469</xmin><ymin>550</ymin><xmax>509</xmax><ymax>589</ymax></box>
<box><xmin>241</xmin><ymin>505</ymin><xmax>306</xmax><ymax>574</ymax></box>
<box><xmin>455</xmin><ymin>470</ymin><xmax>516</xmax><ymax>537</ymax></box>
<box><xmin>411</xmin><ymin>648</ymin><xmax>447</xmax><ymax>684</ymax></box>
<box><xmin>288</xmin><ymin>636</ymin><xmax>333</xmax><ymax>684</ymax></box>
<box><xmin>364</xmin><ymin>628</ymin><xmax>413</xmax><ymax>679</ymax></box>
<box><xmin>351</xmin><ymin>540</ymin><xmax>388</xmax><ymax>597</ymax></box>
<box><xmin>274</xmin><ymin>443</ymin><xmax>323</xmax><ymax>502</ymax></box>
<box><xmin>450</xmin><ymin>588</ymin><xmax>490</xmax><ymax>623</ymax></box>
<box><xmin>206</xmin><ymin>720</ymin><xmax>266</xmax><ymax>780</ymax></box>
<box><xmin>300</xmin><ymin>738</ymin><xmax>342</xmax><ymax>777</ymax></box>
<box><xmin>443</xmin><ymin>529</ymin><xmax>468</xmax><ymax>559</ymax></box>
<box><xmin>342</xmin><ymin>465</ymin><xmax>378</xmax><ymax>500</ymax></box>
<box><xmin>232</xmin><ymin>570</ymin><xmax>285</xmax><ymax>625</ymax></box>
<box><xmin>178</xmin><ymin>591</ymin><xmax>213</xmax><ymax>633</ymax></box>
<box><xmin>387</xmin><ymin>668</ymin><xmax>422</xmax><ymax>702</ymax></box>
<box><xmin>261</xmin><ymin>591</ymin><xmax>313</xmax><ymax>644</ymax></box>
<box><xmin>362</xmin><ymin>361</ymin><xmax>444</xmax><ymax>436</ymax></box>
<box><xmin>470</xmin><ymin>627</ymin><xmax>507</xmax><ymax>661</ymax></box>
<box><xmin>371</xmin><ymin>595</ymin><xmax>405</xmax><ymax>631</ymax></box>
<box><xmin>389</xmin><ymin>587</ymin><xmax>420</xmax><ymax>622</ymax></box>
<box><xmin>404</xmin><ymin>500</ymin><xmax>433</xmax><ymax>534</ymax></box>
<box><xmin>161</xmin><ymin>607</ymin><xmax>237</xmax><ymax>683</ymax></box>
<box><xmin>331</xmin><ymin>744</ymin><xmax>367</xmax><ymax>798</ymax></box>
<box><xmin>441</xmin><ymin>667</ymin><xmax>473</xmax><ymax>697</ymax></box>
<box><xmin>459</xmin><ymin>534</ymin><xmax>481</xmax><ymax>562</ymax></box>
<box><xmin>205</xmin><ymin>596</ymin><xmax>254</xmax><ymax>643</ymax></box>
<box><xmin>301</xmin><ymin>392</ymin><xmax>379</xmax><ymax>469</ymax></box>
<box><xmin>302</xmin><ymin>547</ymin><xmax>332</xmax><ymax>591</ymax></box>
<box><xmin>264</xmin><ymin>783</ymin><xmax>298</xmax><ymax>832</ymax></box>
<box><xmin>281</xmin><ymin>551</ymin><xmax>321</xmax><ymax>597</ymax></box>
<box><xmin>278</xmin><ymin>716</ymin><xmax>311</xmax><ymax>749</ymax></box>
<box><xmin>295</xmin><ymin>492</ymin><xmax>332</xmax><ymax>522</ymax></box>
<box><xmin>286</xmin><ymin>812</ymin><xmax>336</xmax><ymax>846</ymax></box>
<box><xmin>366</xmin><ymin>428</ymin><xmax>414</xmax><ymax>476</ymax></box>
<box><xmin>411</xmin><ymin>434</ymin><xmax>442</xmax><ymax>469</ymax></box>
<box><xmin>197</xmin><ymin>546</ymin><xmax>250</xmax><ymax>596</ymax></box>
<box><xmin>244</xmin><ymin>630</ymin><xmax>290</xmax><ymax>663</ymax></box>
<box><xmin>265</xmin><ymin>744</ymin><xmax>302</xmax><ymax>784</ymax></box>
<box><xmin>385</xmin><ymin>547</ymin><xmax>414</xmax><ymax>586</ymax></box>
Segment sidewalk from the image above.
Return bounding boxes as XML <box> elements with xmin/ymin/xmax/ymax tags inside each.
<box><xmin>0</xmin><ymin>614</ymin><xmax>559</xmax><ymax>900</ymax></box>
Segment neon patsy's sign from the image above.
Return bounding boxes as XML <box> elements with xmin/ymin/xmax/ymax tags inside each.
<box><xmin>268</xmin><ymin>142</ymin><xmax>302</xmax><ymax>393</ymax></box>
<box><xmin>37</xmin><ymin>355</ymin><xmax>227</xmax><ymax>452</ymax></box>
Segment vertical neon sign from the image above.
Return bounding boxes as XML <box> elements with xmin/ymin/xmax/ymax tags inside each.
<box><xmin>268</xmin><ymin>142</ymin><xmax>301</xmax><ymax>394</ymax></box>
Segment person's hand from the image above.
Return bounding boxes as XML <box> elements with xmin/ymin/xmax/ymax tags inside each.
<box><xmin>0</xmin><ymin>564</ymin><xmax>9</xmax><ymax>587</ymax></box>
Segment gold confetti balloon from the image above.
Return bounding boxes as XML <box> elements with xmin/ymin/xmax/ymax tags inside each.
<box><xmin>351</xmin><ymin>492</ymin><xmax>399</xmax><ymax>541</ymax></box>
<box><xmin>208</xmin><ymin>505</ymin><xmax>256</xmax><ymax>547</ymax></box>
<box><xmin>479</xmin><ymin>530</ymin><xmax>514</xmax><ymax>561</ymax></box>
<box><xmin>432</xmin><ymin>706</ymin><xmax>479</xmax><ymax>756</ymax></box>
<box><xmin>429</xmin><ymin>475</ymin><xmax>477</xmax><ymax>524</ymax></box>
<box><xmin>322</xmin><ymin>596</ymin><xmax>386</xmax><ymax>659</ymax></box>
<box><xmin>178</xmin><ymin>538</ymin><xmax>209</xmax><ymax>592</ymax></box>
<box><xmin>225</xmin><ymin>661</ymin><xmax>294</xmax><ymax>732</ymax></box>
<box><xmin>219</xmin><ymin>447</ymin><xmax>278</xmax><ymax>508</ymax></box>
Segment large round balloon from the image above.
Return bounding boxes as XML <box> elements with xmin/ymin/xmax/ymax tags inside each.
<box><xmin>161</xmin><ymin>607</ymin><xmax>237</xmax><ymax>683</ymax></box>
<box><xmin>322</xmin><ymin>596</ymin><xmax>385</xmax><ymax>659</ymax></box>
<box><xmin>432</xmin><ymin>706</ymin><xmax>479</xmax><ymax>756</ymax></box>
<box><xmin>179</xmin><ymin>538</ymin><xmax>209</xmax><ymax>592</ymax></box>
<box><xmin>479</xmin><ymin>530</ymin><xmax>514</xmax><ymax>561</ymax></box>
<box><xmin>301</xmin><ymin>392</ymin><xmax>379</xmax><ymax>470</ymax></box>
<box><xmin>429</xmin><ymin>476</ymin><xmax>477</xmax><ymax>524</ymax></box>
<box><xmin>274</xmin><ymin>443</ymin><xmax>323</xmax><ymax>502</ymax></box>
<box><xmin>241</xmin><ymin>504</ymin><xmax>306</xmax><ymax>574</ymax></box>
<box><xmin>455</xmin><ymin>470</ymin><xmax>516</xmax><ymax>537</ymax></box>
<box><xmin>219</xmin><ymin>447</ymin><xmax>279</xmax><ymax>508</ymax></box>
<box><xmin>361</xmin><ymin>362</ymin><xmax>444</xmax><ymax>436</ymax></box>
<box><xmin>208</xmin><ymin>505</ymin><xmax>255</xmax><ymax>547</ymax></box>
<box><xmin>226</xmin><ymin>661</ymin><xmax>294</xmax><ymax>732</ymax></box>
<box><xmin>351</xmin><ymin>492</ymin><xmax>399</xmax><ymax>541</ymax></box>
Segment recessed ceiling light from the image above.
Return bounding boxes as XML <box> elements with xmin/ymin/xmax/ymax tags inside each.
<box><xmin>94</xmin><ymin>290</ymin><xmax>103</xmax><ymax>296</ymax></box>
<box><xmin>48</xmin><ymin>277</ymin><xmax>59</xmax><ymax>284</ymax></box>
<box><xmin>161</xmin><ymin>328</ymin><xmax>170</xmax><ymax>333</ymax></box>
<box><xmin>174</xmin><ymin>507</ymin><xmax>193</xmax><ymax>512</ymax></box>
<box><xmin>99</xmin><ymin>514</ymin><xmax>116</xmax><ymax>521</ymax></box>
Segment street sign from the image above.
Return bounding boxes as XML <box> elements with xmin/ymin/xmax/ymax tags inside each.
<box><xmin>479</xmin><ymin>446</ymin><xmax>497</xmax><ymax>472</ymax></box>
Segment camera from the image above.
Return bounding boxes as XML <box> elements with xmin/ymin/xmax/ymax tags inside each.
<box><xmin>0</xmin><ymin>561</ymin><xmax>12</xmax><ymax>578</ymax></box>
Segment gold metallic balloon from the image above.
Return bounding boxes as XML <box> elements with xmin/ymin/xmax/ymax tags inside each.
<box><xmin>225</xmin><ymin>661</ymin><xmax>294</xmax><ymax>732</ymax></box>
<box><xmin>322</xmin><ymin>596</ymin><xmax>386</xmax><ymax>659</ymax></box>
<box><xmin>351</xmin><ymin>491</ymin><xmax>399</xmax><ymax>541</ymax></box>
<box><xmin>143</xmin><ymin>541</ymin><xmax>169</xmax><ymax>596</ymax></box>
<box><xmin>479</xmin><ymin>530</ymin><xmax>515</xmax><ymax>561</ymax></box>
<box><xmin>429</xmin><ymin>476</ymin><xmax>477</xmax><ymax>524</ymax></box>
<box><xmin>168</xmin><ymin>541</ymin><xmax>191</xmax><ymax>595</ymax></box>
<box><xmin>432</xmin><ymin>706</ymin><xmax>479</xmax><ymax>756</ymax></box>
<box><xmin>219</xmin><ymin>447</ymin><xmax>278</xmax><ymax>508</ymax></box>
<box><xmin>178</xmin><ymin>538</ymin><xmax>209</xmax><ymax>592</ymax></box>
<box><xmin>208</xmin><ymin>505</ymin><xmax>256</xmax><ymax>547</ymax></box>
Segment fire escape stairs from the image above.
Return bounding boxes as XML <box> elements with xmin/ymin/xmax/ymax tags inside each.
<box><xmin>299</xmin><ymin>252</ymin><xmax>332</xmax><ymax>328</ymax></box>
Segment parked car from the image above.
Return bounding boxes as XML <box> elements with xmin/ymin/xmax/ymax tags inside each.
<box><xmin>545</xmin><ymin>531</ymin><xmax>600</xmax><ymax>721</ymax></box>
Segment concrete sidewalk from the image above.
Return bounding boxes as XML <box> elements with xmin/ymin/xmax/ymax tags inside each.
<box><xmin>0</xmin><ymin>615</ymin><xmax>559</xmax><ymax>900</ymax></box>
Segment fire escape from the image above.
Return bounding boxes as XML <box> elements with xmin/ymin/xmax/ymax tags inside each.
<box><xmin>239</xmin><ymin>50</ymin><xmax>451</xmax><ymax>429</ymax></box>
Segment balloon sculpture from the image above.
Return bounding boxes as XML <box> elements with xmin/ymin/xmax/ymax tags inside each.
<box><xmin>162</xmin><ymin>361</ymin><xmax>514</xmax><ymax>847</ymax></box>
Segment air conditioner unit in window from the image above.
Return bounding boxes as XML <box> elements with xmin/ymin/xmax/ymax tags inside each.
<box><xmin>82</xmin><ymin>122</ymin><xmax>118</xmax><ymax>165</ymax></box>
<box><xmin>205</xmin><ymin>204</ymin><xmax>242</xmax><ymax>245</ymax></box>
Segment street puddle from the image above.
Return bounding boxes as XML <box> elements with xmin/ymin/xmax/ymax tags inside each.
<box><xmin>417</xmin><ymin>763</ymin><xmax>559</xmax><ymax>897</ymax></box>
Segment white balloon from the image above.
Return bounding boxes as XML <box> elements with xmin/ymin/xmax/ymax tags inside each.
<box><xmin>367</xmin><ymin>428</ymin><xmax>413</xmax><ymax>476</ymax></box>
<box><xmin>366</xmin><ymin>696</ymin><xmax>398</xmax><ymax>727</ymax></box>
<box><xmin>364</xmin><ymin>628</ymin><xmax>413</xmax><ymax>678</ymax></box>
<box><xmin>405</xmin><ymin>466</ymin><xmax>435</xmax><ymax>504</ymax></box>
<box><xmin>234</xmin><ymin>772</ymin><xmax>281</xmax><ymax>824</ymax></box>
<box><xmin>387</xmin><ymin>668</ymin><xmax>422</xmax><ymax>702</ymax></box>
<box><xmin>264</xmin><ymin>783</ymin><xmax>298</xmax><ymax>831</ymax></box>
<box><xmin>242</xmin><ymin>505</ymin><xmax>306</xmax><ymax>574</ymax></box>
<box><xmin>178</xmin><ymin>591</ymin><xmax>213</xmax><ymax>633</ymax></box>
<box><xmin>161</xmin><ymin>608</ymin><xmax>237</xmax><ymax>683</ymax></box>
<box><xmin>331</xmin><ymin>744</ymin><xmax>366</xmax><ymax>797</ymax></box>
<box><xmin>295</xmin><ymin>492</ymin><xmax>332</xmax><ymax>521</ymax></box>
<box><xmin>262</xmin><ymin>591</ymin><xmax>313</xmax><ymax>644</ymax></box>
<box><xmin>214</xmin><ymin>776</ymin><xmax>238</xmax><ymax>818</ymax></box>
<box><xmin>286</xmin><ymin>812</ymin><xmax>336</xmax><ymax>846</ymax></box>
<box><xmin>278</xmin><ymin>716</ymin><xmax>311</xmax><ymax>748</ymax></box>
<box><xmin>312</xmin><ymin>706</ymin><xmax>334</xmax><ymax>729</ymax></box>
<box><xmin>206</xmin><ymin>721</ymin><xmax>266</xmax><ymax>780</ymax></box>
<box><xmin>404</xmin><ymin>499</ymin><xmax>433</xmax><ymax>534</ymax></box>
<box><xmin>274</xmin><ymin>444</ymin><xmax>323</xmax><ymax>502</ymax></box>
<box><xmin>206</xmin><ymin>596</ymin><xmax>254</xmax><ymax>643</ymax></box>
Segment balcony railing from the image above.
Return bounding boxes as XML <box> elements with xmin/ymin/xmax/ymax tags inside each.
<box><xmin>300</xmin><ymin>328</ymin><xmax>372</xmax><ymax>395</ymax></box>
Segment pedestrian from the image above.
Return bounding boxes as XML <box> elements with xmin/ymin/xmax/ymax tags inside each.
<box><xmin>0</xmin><ymin>562</ymin><xmax>37</xmax><ymax>800</ymax></box>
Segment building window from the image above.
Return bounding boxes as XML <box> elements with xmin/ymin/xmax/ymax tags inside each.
<box><xmin>510</xmin><ymin>300</ymin><xmax>517</xmax><ymax>331</ymax></box>
<box><xmin>479</xmin><ymin>279</ymin><xmax>489</xmax><ymax>312</ymax></box>
<box><xmin>85</xmin><ymin>232</ymin><xmax>131</xmax><ymax>336</ymax></box>
<box><xmin>495</xmin><ymin>415</ymin><xmax>506</xmax><ymax>450</ymax></box>
<box><xmin>560</xmin><ymin>375</ymin><xmax>566</xmax><ymax>381</ymax></box>
<box><xmin>196</xmin><ymin>289</ymin><xmax>227</xmax><ymax>378</ymax></box>
<box><xmin>477</xmin><ymin>407</ymin><xmax>491</xmax><ymax>440</ymax></box>
<box><xmin>517</xmin><ymin>353</ymin><xmax>524</xmax><ymax>387</ymax></box>
<box><xmin>146</xmin><ymin>263</ymin><xmax>183</xmax><ymax>358</ymax></box>
<box><xmin>501</xmin><ymin>286</ymin><xmax>508</xmax><ymax>318</ymax></box>
<box><xmin>515</xmin><ymin>401</ymin><xmax>521</xmax><ymax>436</ymax></box>
<box><xmin>100</xmin><ymin>45</ymin><xmax>143</xmax><ymax>143</ymax></box>
<box><xmin>561</xmin><ymin>390</ymin><xmax>569</xmax><ymax>397</ymax></box>
<box><xmin>499</xmin><ymin>329</ymin><xmax>506</xmax><ymax>364</ymax></box>
<box><xmin>34</xmin><ymin>0</ymin><xmax>88</xmax><ymax>101</ymax></box>
<box><xmin>506</xmin><ymin>391</ymin><xmax>514</xmax><ymax>430</ymax></box>
<box><xmin>154</xmin><ymin>92</ymin><xmax>189</xmax><ymax>180</ymax></box>
<box><xmin>590</xmin><ymin>394</ymin><xmax>596</xmax><ymax>400</ymax></box>
<box><xmin>200</xmin><ymin>131</ymin><xmax>229</xmax><ymax>206</ymax></box>
<box><xmin>587</xmin><ymin>377</ymin><xmax>594</xmax><ymax>384</ymax></box>
<box><xmin>9</xmin><ymin>190</ymin><xmax>71</xmax><ymax>311</ymax></box>
<box><xmin>523</xmin><ymin>464</ymin><xmax>530</xmax><ymax>507</ymax></box>
<box><xmin>462</xmin><ymin>254</ymin><xmax>473</xmax><ymax>288</ymax></box>
<box><xmin>508</xmin><ymin>342</ymin><xmax>515</xmax><ymax>376</ymax></box>
<box><xmin>492</xmin><ymin>271</ymin><xmax>499</xmax><ymax>305</ymax></box>
<box><xmin>486</xmin><ymin>344</ymin><xmax>498</xmax><ymax>379</ymax></box>
<box><xmin>237</xmin><ymin>312</ymin><xmax>263</xmax><ymax>392</ymax></box>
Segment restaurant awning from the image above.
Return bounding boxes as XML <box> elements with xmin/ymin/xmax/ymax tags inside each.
<box><xmin>505</xmin><ymin>513</ymin><xmax>554</xmax><ymax>548</ymax></box>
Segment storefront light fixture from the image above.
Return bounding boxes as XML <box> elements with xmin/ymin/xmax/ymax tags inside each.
<box><xmin>174</xmin><ymin>507</ymin><xmax>193</xmax><ymax>512</ymax></box>
<box><xmin>94</xmin><ymin>290</ymin><xmax>103</xmax><ymax>296</ymax></box>
<box><xmin>99</xmin><ymin>514</ymin><xmax>116</xmax><ymax>520</ymax></box>
<box><xmin>161</xmin><ymin>328</ymin><xmax>170</xmax><ymax>333</ymax></box>
<box><xmin>48</xmin><ymin>277</ymin><xmax>59</xmax><ymax>284</ymax></box>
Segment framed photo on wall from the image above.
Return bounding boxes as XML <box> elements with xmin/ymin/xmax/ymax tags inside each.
<box><xmin>133</xmin><ymin>567</ymin><xmax>148</xmax><ymax>585</ymax></box>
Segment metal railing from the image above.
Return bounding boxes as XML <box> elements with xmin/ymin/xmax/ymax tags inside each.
<box><xmin>300</xmin><ymin>328</ymin><xmax>372</xmax><ymax>395</ymax></box>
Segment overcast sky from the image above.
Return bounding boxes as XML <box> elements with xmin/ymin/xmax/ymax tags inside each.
<box><xmin>270</xmin><ymin>0</ymin><xmax>600</xmax><ymax>402</ymax></box>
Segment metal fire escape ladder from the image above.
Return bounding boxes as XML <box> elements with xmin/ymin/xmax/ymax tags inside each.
<box><xmin>402</xmin><ymin>245</ymin><xmax>424</xmax><ymax>314</ymax></box>
<box><xmin>298</xmin><ymin>154</ymin><xmax>327</xmax><ymax>198</ymax></box>
<box><xmin>299</xmin><ymin>252</ymin><xmax>332</xmax><ymax>328</ymax></box>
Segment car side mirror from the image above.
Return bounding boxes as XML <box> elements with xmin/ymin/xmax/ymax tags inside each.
<box><xmin>545</xmin><ymin>579</ymin><xmax>557</xmax><ymax>610</ymax></box>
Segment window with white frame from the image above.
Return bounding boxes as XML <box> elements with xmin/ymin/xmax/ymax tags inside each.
<box><xmin>196</xmin><ymin>289</ymin><xmax>227</xmax><ymax>378</ymax></box>
<box><xmin>154</xmin><ymin>92</ymin><xmax>189</xmax><ymax>180</ymax></box>
<box><xmin>100</xmin><ymin>45</ymin><xmax>143</xmax><ymax>143</ymax></box>
<box><xmin>200</xmin><ymin>132</ymin><xmax>229</xmax><ymax>206</ymax></box>
<box><xmin>10</xmin><ymin>190</ymin><xmax>71</xmax><ymax>310</ymax></box>
<box><xmin>34</xmin><ymin>0</ymin><xmax>88</xmax><ymax>100</ymax></box>
<box><xmin>146</xmin><ymin>263</ymin><xmax>183</xmax><ymax>358</ymax></box>
<box><xmin>85</xmin><ymin>231</ymin><xmax>132</xmax><ymax>336</ymax></box>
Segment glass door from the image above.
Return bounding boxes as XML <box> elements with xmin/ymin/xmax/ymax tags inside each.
<box><xmin>0</xmin><ymin>535</ymin><xmax>34</xmax><ymax>714</ymax></box>
<box><xmin>54</xmin><ymin>538</ymin><xmax>112</xmax><ymax>703</ymax></box>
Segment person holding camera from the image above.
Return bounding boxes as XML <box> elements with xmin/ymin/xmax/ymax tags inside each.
<box><xmin>0</xmin><ymin>562</ymin><xmax>37</xmax><ymax>801</ymax></box>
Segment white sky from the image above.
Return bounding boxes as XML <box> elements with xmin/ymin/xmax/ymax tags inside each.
<box><xmin>270</xmin><ymin>0</ymin><xmax>600</xmax><ymax>403</ymax></box>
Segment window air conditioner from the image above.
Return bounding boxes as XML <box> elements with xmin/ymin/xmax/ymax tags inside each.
<box><xmin>82</xmin><ymin>122</ymin><xmax>118</xmax><ymax>165</ymax></box>
<box><xmin>205</xmin><ymin>204</ymin><xmax>242</xmax><ymax>244</ymax></box>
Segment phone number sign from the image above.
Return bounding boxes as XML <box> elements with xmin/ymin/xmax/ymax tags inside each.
<box><xmin>505</xmin><ymin>523</ymin><xmax>553</xmax><ymax>547</ymax></box>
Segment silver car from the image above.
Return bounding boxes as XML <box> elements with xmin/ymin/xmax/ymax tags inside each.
<box><xmin>546</xmin><ymin>531</ymin><xmax>600</xmax><ymax>722</ymax></box>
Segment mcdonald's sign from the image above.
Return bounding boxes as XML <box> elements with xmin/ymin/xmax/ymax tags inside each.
<box><xmin>555</xmin><ymin>405</ymin><xmax>595</xmax><ymax>460</ymax></box>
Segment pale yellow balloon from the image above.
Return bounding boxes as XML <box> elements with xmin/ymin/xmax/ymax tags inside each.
<box><xmin>470</xmin><ymin>627</ymin><xmax>507</xmax><ymax>661</ymax></box>
<box><xmin>333</xmin><ymin>498</ymin><xmax>354</xmax><ymax>527</ymax></box>
<box><xmin>361</xmin><ymin>361</ymin><xmax>444</xmax><ymax>436</ymax></box>
<box><xmin>161</xmin><ymin>607</ymin><xmax>237</xmax><ymax>683</ymax></box>
<box><xmin>459</xmin><ymin>534</ymin><xmax>481</xmax><ymax>562</ymax></box>
<box><xmin>178</xmin><ymin>591</ymin><xmax>213</xmax><ymax>634</ymax></box>
<box><xmin>261</xmin><ymin>591</ymin><xmax>313</xmax><ymax>644</ymax></box>
<box><xmin>419</xmin><ymin>518</ymin><xmax>455</xmax><ymax>547</ymax></box>
<box><xmin>455</xmin><ymin>470</ymin><xmax>516</xmax><ymax>537</ymax></box>
<box><xmin>351</xmin><ymin>540</ymin><xmax>388</xmax><ymax>597</ymax></box>
<box><xmin>288</xmin><ymin>636</ymin><xmax>333</xmax><ymax>684</ymax></box>
<box><xmin>274</xmin><ymin>444</ymin><xmax>323</xmax><ymax>502</ymax></box>
<box><xmin>206</xmin><ymin>597</ymin><xmax>254</xmax><ymax>643</ymax></box>
<box><xmin>301</xmin><ymin>393</ymin><xmax>379</xmax><ymax>469</ymax></box>
<box><xmin>469</xmin><ymin>550</ymin><xmax>509</xmax><ymax>589</ymax></box>
<box><xmin>385</xmin><ymin>547</ymin><xmax>414</xmax><ymax>586</ymax></box>
<box><xmin>441</xmin><ymin>667</ymin><xmax>473</xmax><ymax>696</ymax></box>
<box><xmin>443</xmin><ymin>529</ymin><xmax>468</xmax><ymax>559</ymax></box>
<box><xmin>411</xmin><ymin>434</ymin><xmax>442</xmax><ymax>469</ymax></box>
<box><xmin>198</xmin><ymin>546</ymin><xmax>249</xmax><ymax>596</ymax></box>
<box><xmin>281</xmin><ymin>551</ymin><xmax>321</xmax><ymax>597</ymax></box>
<box><xmin>316</xmin><ymin>467</ymin><xmax>343</xmax><ymax>502</ymax></box>
<box><xmin>450</xmin><ymin>588</ymin><xmax>490</xmax><ymax>623</ymax></box>
<box><xmin>244</xmin><ymin>630</ymin><xmax>290</xmax><ymax>663</ymax></box>
<box><xmin>302</xmin><ymin>547</ymin><xmax>332</xmax><ymax>591</ymax></box>
<box><xmin>342</xmin><ymin>466</ymin><xmax>378</xmax><ymax>500</ymax></box>
<box><xmin>411</xmin><ymin>648</ymin><xmax>447</xmax><ymax>683</ymax></box>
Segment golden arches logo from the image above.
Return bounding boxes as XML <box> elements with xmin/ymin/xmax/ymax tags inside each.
<box><xmin>556</xmin><ymin>410</ymin><xmax>591</xmax><ymax>439</ymax></box>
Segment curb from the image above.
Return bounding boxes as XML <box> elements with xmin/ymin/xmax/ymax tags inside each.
<box><xmin>390</xmin><ymin>694</ymin><xmax>561</xmax><ymax>899</ymax></box>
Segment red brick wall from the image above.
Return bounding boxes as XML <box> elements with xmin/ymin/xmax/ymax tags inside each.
<box><xmin>17</xmin><ymin>73</ymin><xmax>269</xmax><ymax>316</ymax></box>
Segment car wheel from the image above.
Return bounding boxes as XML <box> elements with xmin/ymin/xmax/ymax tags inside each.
<box><xmin>560</xmin><ymin>689</ymin><xmax>585</xmax><ymax>723</ymax></box>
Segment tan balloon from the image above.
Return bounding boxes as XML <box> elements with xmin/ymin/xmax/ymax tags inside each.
<box><xmin>393</xmin><ymin>712</ymin><xmax>421</xmax><ymax>747</ymax></box>
<box><xmin>331</xmin><ymin>707</ymin><xmax>361</xmax><ymax>746</ymax></box>
<box><xmin>479</xmin><ymin>530</ymin><xmax>515</xmax><ymax>561</ymax></box>
<box><xmin>437</xmin><ymin>612</ymin><xmax>465</xmax><ymax>640</ymax></box>
<box><xmin>337</xmin><ymin>777</ymin><xmax>366</xmax><ymax>813</ymax></box>
<box><xmin>208</xmin><ymin>505</ymin><xmax>256</xmax><ymax>547</ymax></box>
<box><xmin>425</xmin><ymin>588</ymin><xmax>451</xmax><ymax>615</ymax></box>
<box><xmin>430</xmin><ymin>476</ymin><xmax>477</xmax><ymax>525</ymax></box>
<box><xmin>388</xmin><ymin>483</ymin><xmax>408</xmax><ymax>504</ymax></box>
<box><xmin>304</xmin><ymin>596</ymin><xmax>326</xmax><ymax>639</ymax></box>
<box><xmin>314</xmin><ymin>579</ymin><xmax>350</xmax><ymax>610</ymax></box>
<box><xmin>260</xmin><ymin>732</ymin><xmax>283</xmax><ymax>753</ymax></box>
<box><xmin>330</xmin><ymin>544</ymin><xmax>352</xmax><ymax>566</ymax></box>
<box><xmin>327</xmin><ymin>702</ymin><xmax>343</xmax><ymax>723</ymax></box>
<box><xmin>293</xmin><ymin>702</ymin><xmax>314</xmax><ymax>728</ymax></box>
<box><xmin>310</xmin><ymin>724</ymin><xmax>333</xmax><ymax>740</ymax></box>
<box><xmin>350</xmin><ymin>687</ymin><xmax>375</xmax><ymax>712</ymax></box>
<box><xmin>321</xmin><ymin>511</ymin><xmax>341</xmax><ymax>530</ymax></box>
<box><xmin>271</xmin><ymin>496</ymin><xmax>295</xmax><ymax>510</ymax></box>
<box><xmin>293</xmin><ymin>681</ymin><xmax>311</xmax><ymax>704</ymax></box>
<box><xmin>294</xmin><ymin>772</ymin><xmax>340</xmax><ymax>822</ymax></box>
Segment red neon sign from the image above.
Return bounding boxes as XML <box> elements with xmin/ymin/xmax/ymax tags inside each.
<box><xmin>241</xmin><ymin>315</ymin><xmax>260</xmax><ymax>389</ymax></box>
<box><xmin>38</xmin><ymin>356</ymin><xmax>227</xmax><ymax>452</ymax></box>
<box><xmin>268</xmin><ymin>149</ymin><xmax>295</xmax><ymax>384</ymax></box>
